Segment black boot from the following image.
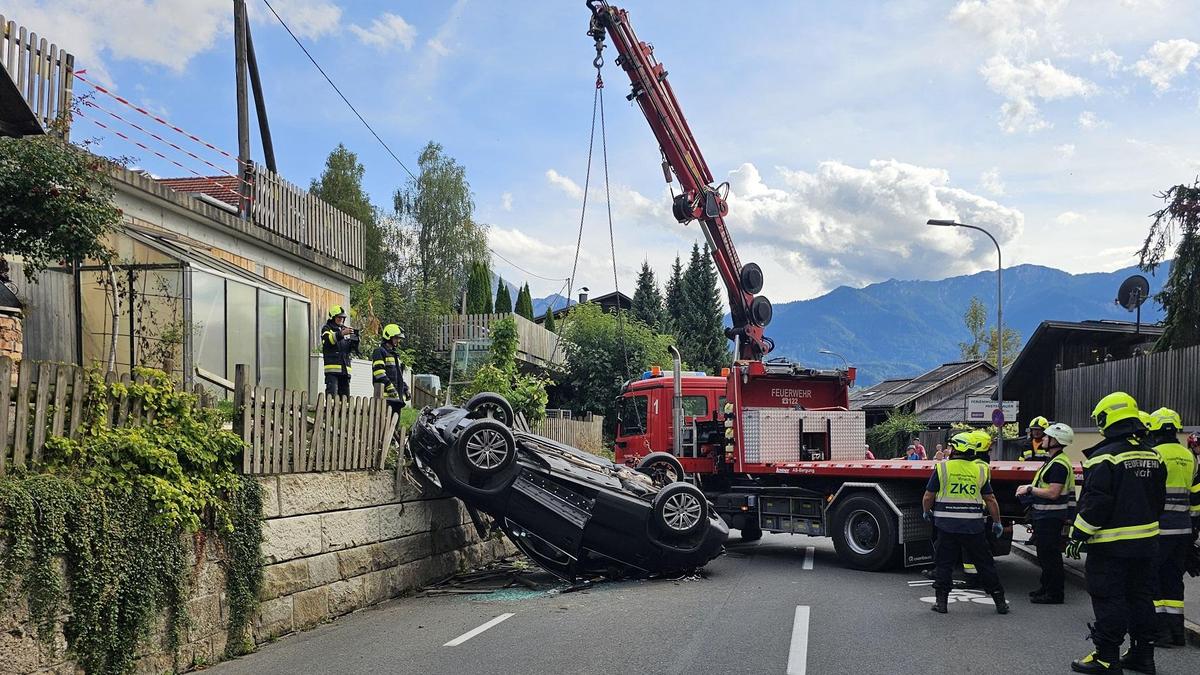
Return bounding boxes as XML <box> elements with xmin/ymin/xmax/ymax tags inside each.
<box><xmin>1119</xmin><ymin>641</ymin><xmax>1156</xmax><ymax>674</ymax></box>
<box><xmin>992</xmin><ymin>590</ymin><xmax>1009</xmax><ymax>615</ymax></box>
<box><xmin>1028</xmin><ymin>587</ymin><xmax>1046</xmax><ymax>598</ymax></box>
<box><xmin>931</xmin><ymin>591</ymin><xmax>948</xmax><ymax>614</ymax></box>
<box><xmin>1030</xmin><ymin>591</ymin><xmax>1064</xmax><ymax>604</ymax></box>
<box><xmin>1071</xmin><ymin>646</ymin><xmax>1123</xmax><ymax>674</ymax></box>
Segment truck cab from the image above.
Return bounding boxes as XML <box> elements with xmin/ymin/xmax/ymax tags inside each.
<box><xmin>614</xmin><ymin>369</ymin><xmax>727</xmax><ymax>476</ymax></box>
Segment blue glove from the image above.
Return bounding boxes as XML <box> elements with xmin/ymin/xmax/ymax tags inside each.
<box><xmin>1065</xmin><ymin>539</ymin><xmax>1084</xmax><ymax>560</ymax></box>
<box><xmin>991</xmin><ymin>522</ymin><xmax>1003</xmax><ymax>539</ymax></box>
<box><xmin>922</xmin><ymin>511</ymin><xmax>933</xmax><ymax>523</ymax></box>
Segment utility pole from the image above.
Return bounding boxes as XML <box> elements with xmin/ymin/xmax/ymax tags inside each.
<box><xmin>233</xmin><ymin>0</ymin><xmax>251</xmax><ymax>218</ymax></box>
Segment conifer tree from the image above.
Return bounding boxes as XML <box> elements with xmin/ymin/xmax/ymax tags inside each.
<box><xmin>663</xmin><ymin>254</ymin><xmax>686</xmax><ymax>336</ymax></box>
<box><xmin>515</xmin><ymin>283</ymin><xmax>535</xmax><ymax>320</ymax></box>
<box><xmin>466</xmin><ymin>262</ymin><xmax>493</xmax><ymax>314</ymax></box>
<box><xmin>543</xmin><ymin>306</ymin><xmax>557</xmax><ymax>332</ymax></box>
<box><xmin>681</xmin><ymin>243</ymin><xmax>728</xmax><ymax>373</ymax></box>
<box><xmin>495</xmin><ymin>278</ymin><xmax>513</xmax><ymax>314</ymax></box>
<box><xmin>631</xmin><ymin>260</ymin><xmax>665</xmax><ymax>330</ymax></box>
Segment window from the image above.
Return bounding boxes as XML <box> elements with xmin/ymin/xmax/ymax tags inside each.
<box><xmin>257</xmin><ymin>291</ymin><xmax>285</xmax><ymax>389</ymax></box>
<box><xmin>682</xmin><ymin>395</ymin><xmax>709</xmax><ymax>418</ymax></box>
<box><xmin>191</xmin><ymin>271</ymin><xmax>225</xmax><ymax>383</ymax></box>
<box><xmin>226</xmin><ymin>281</ymin><xmax>257</xmax><ymax>383</ymax></box>
<box><xmin>618</xmin><ymin>395</ymin><xmax>648</xmax><ymax>436</ymax></box>
<box><xmin>285</xmin><ymin>298</ymin><xmax>310</xmax><ymax>392</ymax></box>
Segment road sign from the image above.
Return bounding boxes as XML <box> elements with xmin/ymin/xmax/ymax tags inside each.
<box><xmin>991</xmin><ymin>409</ymin><xmax>1005</xmax><ymax>427</ymax></box>
<box><xmin>965</xmin><ymin>396</ymin><xmax>1018</xmax><ymax>423</ymax></box>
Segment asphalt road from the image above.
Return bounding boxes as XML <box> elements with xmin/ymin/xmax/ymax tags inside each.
<box><xmin>212</xmin><ymin>532</ymin><xmax>1198</xmax><ymax>675</ymax></box>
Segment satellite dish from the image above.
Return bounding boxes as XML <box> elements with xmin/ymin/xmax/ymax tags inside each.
<box><xmin>1116</xmin><ymin>275</ymin><xmax>1150</xmax><ymax>311</ymax></box>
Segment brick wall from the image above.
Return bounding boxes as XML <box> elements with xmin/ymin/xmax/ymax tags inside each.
<box><xmin>0</xmin><ymin>471</ymin><xmax>515</xmax><ymax>674</ymax></box>
<box><xmin>0</xmin><ymin>313</ymin><xmax>21</xmax><ymax>362</ymax></box>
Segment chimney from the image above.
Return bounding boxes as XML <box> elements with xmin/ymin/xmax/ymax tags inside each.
<box><xmin>578</xmin><ymin>287</ymin><xmax>589</xmax><ymax>304</ymax></box>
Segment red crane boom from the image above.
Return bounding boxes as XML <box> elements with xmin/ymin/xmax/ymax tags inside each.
<box><xmin>586</xmin><ymin>0</ymin><xmax>774</xmax><ymax>361</ymax></box>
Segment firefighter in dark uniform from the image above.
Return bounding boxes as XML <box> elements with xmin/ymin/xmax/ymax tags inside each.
<box><xmin>922</xmin><ymin>431</ymin><xmax>1009</xmax><ymax>615</ymax></box>
<box><xmin>1016</xmin><ymin>422</ymin><xmax>1076</xmax><ymax>604</ymax></box>
<box><xmin>371</xmin><ymin>324</ymin><xmax>409</xmax><ymax>402</ymax></box>
<box><xmin>1017</xmin><ymin>415</ymin><xmax>1052</xmax><ymax>461</ymax></box>
<box><xmin>1146</xmin><ymin>407</ymin><xmax>1198</xmax><ymax>647</ymax></box>
<box><xmin>1067</xmin><ymin>392</ymin><xmax>1166</xmax><ymax>674</ymax></box>
<box><xmin>320</xmin><ymin>305</ymin><xmax>354</xmax><ymax>397</ymax></box>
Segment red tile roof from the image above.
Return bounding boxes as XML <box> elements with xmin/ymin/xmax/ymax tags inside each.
<box><xmin>156</xmin><ymin>176</ymin><xmax>243</xmax><ymax>207</ymax></box>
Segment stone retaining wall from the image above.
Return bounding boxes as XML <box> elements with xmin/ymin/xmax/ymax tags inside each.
<box><xmin>0</xmin><ymin>470</ymin><xmax>515</xmax><ymax>673</ymax></box>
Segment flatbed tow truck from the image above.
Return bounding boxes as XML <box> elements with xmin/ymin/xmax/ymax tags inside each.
<box><xmin>587</xmin><ymin>0</ymin><xmax>1060</xmax><ymax>570</ymax></box>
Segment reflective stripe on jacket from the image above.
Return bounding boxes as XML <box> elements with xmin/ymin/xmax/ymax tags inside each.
<box><xmin>321</xmin><ymin>321</ymin><xmax>352</xmax><ymax>376</ymax></box>
<box><xmin>1031</xmin><ymin>452</ymin><xmax>1076</xmax><ymax>521</ymax></box>
<box><xmin>1154</xmin><ymin>439</ymin><xmax>1198</xmax><ymax>537</ymax></box>
<box><xmin>934</xmin><ymin>458</ymin><xmax>988</xmax><ymax>525</ymax></box>
<box><xmin>370</xmin><ymin>344</ymin><xmax>406</xmax><ymax>396</ymax></box>
<box><xmin>1071</xmin><ymin>434</ymin><xmax>1166</xmax><ymax>555</ymax></box>
<box><xmin>1019</xmin><ymin>436</ymin><xmax>1050</xmax><ymax>461</ymax></box>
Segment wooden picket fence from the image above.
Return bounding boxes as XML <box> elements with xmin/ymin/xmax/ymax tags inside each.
<box><xmin>0</xmin><ymin>357</ymin><xmax>216</xmax><ymax>475</ymax></box>
<box><xmin>0</xmin><ymin>13</ymin><xmax>75</xmax><ymax>136</ymax></box>
<box><xmin>234</xmin><ymin>365</ymin><xmax>399</xmax><ymax>474</ymax></box>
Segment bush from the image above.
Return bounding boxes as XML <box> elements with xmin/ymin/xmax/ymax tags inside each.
<box><xmin>866</xmin><ymin>410</ymin><xmax>924</xmax><ymax>459</ymax></box>
<box><xmin>461</xmin><ymin>317</ymin><xmax>549</xmax><ymax>423</ymax></box>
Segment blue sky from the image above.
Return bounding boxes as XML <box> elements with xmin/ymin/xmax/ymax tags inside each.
<box><xmin>13</xmin><ymin>0</ymin><xmax>1200</xmax><ymax>302</ymax></box>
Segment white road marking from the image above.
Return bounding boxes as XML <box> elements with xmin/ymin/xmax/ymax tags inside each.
<box><xmin>907</xmin><ymin>580</ymin><xmax>934</xmax><ymax>586</ymax></box>
<box><xmin>786</xmin><ymin>605</ymin><xmax>811</xmax><ymax>675</ymax></box>
<box><xmin>802</xmin><ymin>546</ymin><xmax>815</xmax><ymax>570</ymax></box>
<box><xmin>443</xmin><ymin>613</ymin><xmax>515</xmax><ymax>647</ymax></box>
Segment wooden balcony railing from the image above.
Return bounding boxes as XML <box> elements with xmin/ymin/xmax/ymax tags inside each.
<box><xmin>248</xmin><ymin>163</ymin><xmax>365</xmax><ymax>271</ymax></box>
<box><xmin>1</xmin><ymin>13</ymin><xmax>75</xmax><ymax>137</ymax></box>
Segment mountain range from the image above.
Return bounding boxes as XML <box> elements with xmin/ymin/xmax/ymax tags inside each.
<box><xmin>760</xmin><ymin>262</ymin><xmax>1170</xmax><ymax>386</ymax></box>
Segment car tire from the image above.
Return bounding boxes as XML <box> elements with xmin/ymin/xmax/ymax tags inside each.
<box><xmin>443</xmin><ymin>420</ymin><xmax>520</xmax><ymax>498</ymax></box>
<box><xmin>651</xmin><ymin>482</ymin><xmax>708</xmax><ymax>538</ymax></box>
<box><xmin>465</xmin><ymin>392</ymin><xmax>516</xmax><ymax>427</ymax></box>
<box><xmin>637</xmin><ymin>452</ymin><xmax>686</xmax><ymax>487</ymax></box>
<box><xmin>830</xmin><ymin>493</ymin><xmax>899</xmax><ymax>572</ymax></box>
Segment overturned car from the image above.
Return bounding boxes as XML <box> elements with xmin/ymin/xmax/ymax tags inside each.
<box><xmin>407</xmin><ymin>393</ymin><xmax>728</xmax><ymax>582</ymax></box>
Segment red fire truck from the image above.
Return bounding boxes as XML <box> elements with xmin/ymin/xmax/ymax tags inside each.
<box><xmin>588</xmin><ymin>0</ymin><xmax>1041</xmax><ymax>570</ymax></box>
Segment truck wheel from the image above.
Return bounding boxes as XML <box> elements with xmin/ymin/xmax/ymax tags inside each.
<box><xmin>637</xmin><ymin>452</ymin><xmax>686</xmax><ymax>487</ymax></box>
<box><xmin>652</xmin><ymin>482</ymin><xmax>708</xmax><ymax>538</ymax></box>
<box><xmin>465</xmin><ymin>392</ymin><xmax>515</xmax><ymax>428</ymax></box>
<box><xmin>740</xmin><ymin>523</ymin><xmax>763</xmax><ymax>541</ymax></box>
<box><xmin>830</xmin><ymin>493</ymin><xmax>899</xmax><ymax>571</ymax></box>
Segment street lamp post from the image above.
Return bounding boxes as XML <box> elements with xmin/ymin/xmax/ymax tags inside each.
<box><xmin>818</xmin><ymin>348</ymin><xmax>849</xmax><ymax>371</ymax></box>
<box><xmin>927</xmin><ymin>218</ymin><xmax>1005</xmax><ymax>458</ymax></box>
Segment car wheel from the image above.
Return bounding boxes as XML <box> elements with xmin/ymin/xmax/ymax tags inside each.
<box><xmin>637</xmin><ymin>452</ymin><xmax>686</xmax><ymax>487</ymax></box>
<box><xmin>652</xmin><ymin>482</ymin><xmax>708</xmax><ymax>538</ymax></box>
<box><xmin>829</xmin><ymin>493</ymin><xmax>899</xmax><ymax>571</ymax></box>
<box><xmin>443</xmin><ymin>420</ymin><xmax>520</xmax><ymax>498</ymax></box>
<box><xmin>465</xmin><ymin>392</ymin><xmax>515</xmax><ymax>427</ymax></box>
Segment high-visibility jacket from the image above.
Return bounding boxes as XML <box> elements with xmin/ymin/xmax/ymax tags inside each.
<box><xmin>1151</xmin><ymin>436</ymin><xmax>1199</xmax><ymax>537</ymax></box>
<box><xmin>1030</xmin><ymin>452</ymin><xmax>1076</xmax><ymax>521</ymax></box>
<box><xmin>320</xmin><ymin>320</ymin><xmax>352</xmax><ymax>376</ymax></box>
<box><xmin>1018</xmin><ymin>436</ymin><xmax>1050</xmax><ymax>461</ymax></box>
<box><xmin>370</xmin><ymin>344</ymin><xmax>408</xmax><ymax>397</ymax></box>
<box><xmin>1071</xmin><ymin>433</ymin><xmax>1166</xmax><ymax>555</ymax></box>
<box><xmin>933</xmin><ymin>458</ymin><xmax>989</xmax><ymax>532</ymax></box>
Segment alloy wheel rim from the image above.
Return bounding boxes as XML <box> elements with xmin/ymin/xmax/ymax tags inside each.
<box><xmin>662</xmin><ymin>492</ymin><xmax>703</xmax><ymax>531</ymax></box>
<box><xmin>465</xmin><ymin>429</ymin><xmax>509</xmax><ymax>470</ymax></box>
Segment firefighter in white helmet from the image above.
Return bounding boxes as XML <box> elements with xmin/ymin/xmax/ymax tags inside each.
<box><xmin>1016</xmin><ymin>422</ymin><xmax>1076</xmax><ymax>604</ymax></box>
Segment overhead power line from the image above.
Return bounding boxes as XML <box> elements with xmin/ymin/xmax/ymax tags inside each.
<box><xmin>259</xmin><ymin>0</ymin><xmax>417</xmax><ymax>182</ymax></box>
<box><xmin>489</xmin><ymin>247</ymin><xmax>570</xmax><ymax>283</ymax></box>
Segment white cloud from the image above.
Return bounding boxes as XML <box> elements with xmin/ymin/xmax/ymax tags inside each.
<box><xmin>349</xmin><ymin>12</ymin><xmax>417</xmax><ymax>51</ymax></box>
<box><xmin>501</xmin><ymin>192</ymin><xmax>513</xmax><ymax>211</ymax></box>
<box><xmin>1055</xmin><ymin>143</ymin><xmax>1076</xmax><ymax>159</ymax></box>
<box><xmin>980</xmin><ymin>55</ymin><xmax>1097</xmax><ymax>132</ymax></box>
<box><xmin>545</xmin><ymin>169</ymin><xmax>584</xmax><ymax>199</ymax></box>
<box><xmin>949</xmin><ymin>0</ymin><xmax>1069</xmax><ymax>55</ymax></box>
<box><xmin>427</xmin><ymin>39</ymin><xmax>451</xmax><ymax>57</ymax></box>
<box><xmin>722</xmin><ymin>160</ymin><xmax>1025</xmax><ymax>290</ymax></box>
<box><xmin>3</xmin><ymin>0</ymin><xmax>339</xmax><ymax>84</ymax></box>
<box><xmin>1056</xmin><ymin>211</ymin><xmax>1085</xmax><ymax>226</ymax></box>
<box><xmin>1134</xmin><ymin>38</ymin><xmax>1200</xmax><ymax>92</ymax></box>
<box><xmin>980</xmin><ymin>168</ymin><xmax>1006</xmax><ymax>196</ymax></box>
<box><xmin>1089</xmin><ymin>49</ymin><xmax>1123</xmax><ymax>75</ymax></box>
<box><xmin>1077</xmin><ymin>111</ymin><xmax>1103</xmax><ymax>129</ymax></box>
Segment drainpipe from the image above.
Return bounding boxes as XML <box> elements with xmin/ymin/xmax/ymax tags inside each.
<box><xmin>669</xmin><ymin>345</ymin><xmax>682</xmax><ymax>457</ymax></box>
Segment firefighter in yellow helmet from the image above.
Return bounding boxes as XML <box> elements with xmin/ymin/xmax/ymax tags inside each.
<box><xmin>960</xmin><ymin>428</ymin><xmax>996</xmax><ymax>586</ymax></box>
<box><xmin>921</xmin><ymin>431</ymin><xmax>1009</xmax><ymax>615</ymax></box>
<box><xmin>1018</xmin><ymin>415</ymin><xmax>1052</xmax><ymax>461</ymax></box>
<box><xmin>371</xmin><ymin>324</ymin><xmax>409</xmax><ymax>403</ymax></box>
<box><xmin>1145</xmin><ymin>407</ymin><xmax>1198</xmax><ymax>647</ymax></box>
<box><xmin>1067</xmin><ymin>392</ymin><xmax>1166</xmax><ymax>674</ymax></box>
<box><xmin>320</xmin><ymin>305</ymin><xmax>356</xmax><ymax>397</ymax></box>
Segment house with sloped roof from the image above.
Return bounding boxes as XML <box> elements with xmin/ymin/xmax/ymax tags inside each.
<box><xmin>851</xmin><ymin>360</ymin><xmax>997</xmax><ymax>429</ymax></box>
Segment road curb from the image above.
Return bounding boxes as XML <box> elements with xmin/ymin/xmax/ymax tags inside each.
<box><xmin>1011</xmin><ymin>540</ymin><xmax>1200</xmax><ymax>648</ymax></box>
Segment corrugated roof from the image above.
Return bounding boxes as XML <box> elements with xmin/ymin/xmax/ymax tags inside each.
<box><xmin>156</xmin><ymin>176</ymin><xmax>243</xmax><ymax>207</ymax></box>
<box><xmin>861</xmin><ymin>360</ymin><xmax>994</xmax><ymax>410</ymax></box>
<box><xmin>917</xmin><ymin>377</ymin><xmax>998</xmax><ymax>424</ymax></box>
<box><xmin>850</xmin><ymin>378</ymin><xmax>911</xmax><ymax>409</ymax></box>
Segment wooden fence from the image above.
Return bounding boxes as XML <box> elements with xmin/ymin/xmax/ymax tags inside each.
<box><xmin>425</xmin><ymin>313</ymin><xmax>566</xmax><ymax>369</ymax></box>
<box><xmin>0</xmin><ymin>357</ymin><xmax>215</xmax><ymax>475</ymax></box>
<box><xmin>530</xmin><ymin>413</ymin><xmax>605</xmax><ymax>455</ymax></box>
<box><xmin>412</xmin><ymin>381</ymin><xmax>440</xmax><ymax>410</ymax></box>
<box><xmin>0</xmin><ymin>14</ymin><xmax>75</xmax><ymax>136</ymax></box>
<box><xmin>234</xmin><ymin>366</ymin><xmax>398</xmax><ymax>474</ymax></box>
<box><xmin>248</xmin><ymin>163</ymin><xmax>365</xmax><ymax>272</ymax></box>
<box><xmin>1054</xmin><ymin>343</ymin><xmax>1200</xmax><ymax>428</ymax></box>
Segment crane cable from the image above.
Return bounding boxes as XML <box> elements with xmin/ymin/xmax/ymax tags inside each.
<box><xmin>598</xmin><ymin>77</ymin><xmax>631</xmax><ymax>381</ymax></box>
